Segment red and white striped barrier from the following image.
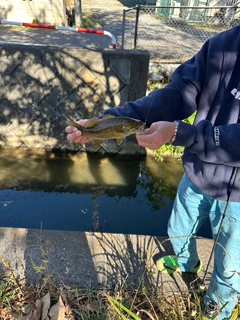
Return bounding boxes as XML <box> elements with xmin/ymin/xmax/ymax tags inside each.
<box><xmin>0</xmin><ymin>20</ymin><xmax>117</xmax><ymax>49</ymax></box>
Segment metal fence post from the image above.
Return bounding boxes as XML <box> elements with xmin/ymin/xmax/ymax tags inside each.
<box><xmin>122</xmin><ymin>9</ymin><xmax>126</xmax><ymax>49</ymax></box>
<box><xmin>134</xmin><ymin>5</ymin><xmax>140</xmax><ymax>49</ymax></box>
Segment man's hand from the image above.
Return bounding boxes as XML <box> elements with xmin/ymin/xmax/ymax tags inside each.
<box><xmin>65</xmin><ymin>119</ymin><xmax>92</xmax><ymax>144</ymax></box>
<box><xmin>136</xmin><ymin>121</ymin><xmax>176</xmax><ymax>150</ymax></box>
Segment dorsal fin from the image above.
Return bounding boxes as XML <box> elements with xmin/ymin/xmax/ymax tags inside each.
<box><xmin>84</xmin><ymin>115</ymin><xmax>115</xmax><ymax>128</ymax></box>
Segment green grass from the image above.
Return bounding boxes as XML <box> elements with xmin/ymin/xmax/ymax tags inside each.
<box><xmin>81</xmin><ymin>13</ymin><xmax>101</xmax><ymax>28</ymax></box>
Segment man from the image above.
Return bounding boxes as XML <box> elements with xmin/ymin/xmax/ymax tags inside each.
<box><xmin>66</xmin><ymin>26</ymin><xmax>240</xmax><ymax>319</ymax></box>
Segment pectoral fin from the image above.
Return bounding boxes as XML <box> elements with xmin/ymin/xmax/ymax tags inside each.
<box><xmin>91</xmin><ymin>139</ymin><xmax>105</xmax><ymax>146</ymax></box>
<box><xmin>117</xmin><ymin>137</ymin><xmax>124</xmax><ymax>145</ymax></box>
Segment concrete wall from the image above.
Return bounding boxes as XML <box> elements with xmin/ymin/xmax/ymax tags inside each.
<box><xmin>0</xmin><ymin>0</ymin><xmax>66</xmax><ymax>26</ymax></box>
<box><xmin>0</xmin><ymin>43</ymin><xmax>149</xmax><ymax>155</ymax></box>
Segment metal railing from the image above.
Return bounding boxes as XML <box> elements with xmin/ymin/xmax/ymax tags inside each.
<box><xmin>122</xmin><ymin>4</ymin><xmax>240</xmax><ymax>60</ymax></box>
<box><xmin>0</xmin><ymin>20</ymin><xmax>117</xmax><ymax>49</ymax></box>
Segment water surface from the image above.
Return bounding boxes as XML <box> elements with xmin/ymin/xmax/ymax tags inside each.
<box><xmin>0</xmin><ymin>150</ymin><xmax>211</xmax><ymax>237</ymax></box>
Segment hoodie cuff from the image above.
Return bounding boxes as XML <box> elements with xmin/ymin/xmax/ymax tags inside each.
<box><xmin>174</xmin><ymin>121</ymin><xmax>198</xmax><ymax>147</ymax></box>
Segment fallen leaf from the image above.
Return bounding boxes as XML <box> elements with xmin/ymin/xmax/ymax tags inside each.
<box><xmin>41</xmin><ymin>292</ymin><xmax>51</xmax><ymax>320</ymax></box>
<box><xmin>48</xmin><ymin>296</ymin><xmax>65</xmax><ymax>320</ymax></box>
<box><xmin>85</xmin><ymin>299</ymin><xmax>95</xmax><ymax>312</ymax></box>
<box><xmin>9</xmin><ymin>310</ymin><xmax>33</xmax><ymax>319</ymax></box>
<box><xmin>22</xmin><ymin>303</ymin><xmax>32</xmax><ymax>315</ymax></box>
<box><xmin>30</xmin><ymin>299</ymin><xmax>42</xmax><ymax>320</ymax></box>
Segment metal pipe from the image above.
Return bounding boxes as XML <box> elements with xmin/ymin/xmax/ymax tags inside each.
<box><xmin>134</xmin><ymin>5</ymin><xmax>140</xmax><ymax>49</ymax></box>
<box><xmin>135</xmin><ymin>4</ymin><xmax>240</xmax><ymax>8</ymax></box>
<box><xmin>0</xmin><ymin>20</ymin><xmax>117</xmax><ymax>49</ymax></box>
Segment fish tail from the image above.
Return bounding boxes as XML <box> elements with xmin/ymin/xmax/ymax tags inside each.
<box><xmin>67</xmin><ymin>120</ymin><xmax>83</xmax><ymax>130</ymax></box>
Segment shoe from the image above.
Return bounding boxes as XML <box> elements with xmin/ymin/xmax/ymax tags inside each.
<box><xmin>156</xmin><ymin>255</ymin><xmax>202</xmax><ymax>274</ymax></box>
<box><xmin>202</xmin><ymin>300</ymin><xmax>218</xmax><ymax>320</ymax></box>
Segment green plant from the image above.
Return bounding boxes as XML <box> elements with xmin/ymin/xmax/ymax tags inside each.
<box><xmin>82</xmin><ymin>13</ymin><xmax>101</xmax><ymax>28</ymax></box>
<box><xmin>107</xmin><ymin>295</ymin><xmax>142</xmax><ymax>320</ymax></box>
<box><xmin>0</xmin><ymin>277</ymin><xmax>16</xmax><ymax>309</ymax></box>
<box><xmin>229</xmin><ymin>305</ymin><xmax>240</xmax><ymax>320</ymax></box>
<box><xmin>152</xmin><ymin>111</ymin><xmax>197</xmax><ymax>161</ymax></box>
<box><xmin>32</xmin><ymin>18</ymin><xmax>40</xmax><ymax>24</ymax></box>
<box><xmin>0</xmin><ymin>257</ymin><xmax>31</xmax><ymax>315</ymax></box>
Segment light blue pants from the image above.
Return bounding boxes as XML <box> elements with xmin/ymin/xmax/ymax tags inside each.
<box><xmin>168</xmin><ymin>174</ymin><xmax>240</xmax><ymax>319</ymax></box>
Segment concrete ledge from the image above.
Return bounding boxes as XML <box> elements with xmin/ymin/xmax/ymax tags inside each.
<box><xmin>0</xmin><ymin>227</ymin><xmax>214</xmax><ymax>294</ymax></box>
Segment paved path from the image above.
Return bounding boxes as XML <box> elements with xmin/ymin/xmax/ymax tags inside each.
<box><xmin>82</xmin><ymin>0</ymin><xmax>135</xmax><ymax>12</ymax></box>
<box><xmin>82</xmin><ymin>0</ymin><xmax>136</xmax><ymax>47</ymax></box>
<box><xmin>0</xmin><ymin>0</ymin><xmax>135</xmax><ymax>49</ymax></box>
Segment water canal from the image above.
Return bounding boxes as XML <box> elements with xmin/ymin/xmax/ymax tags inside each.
<box><xmin>0</xmin><ymin>150</ymin><xmax>211</xmax><ymax>237</ymax></box>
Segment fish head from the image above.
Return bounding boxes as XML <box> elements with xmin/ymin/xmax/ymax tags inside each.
<box><xmin>121</xmin><ymin>118</ymin><xmax>146</xmax><ymax>135</ymax></box>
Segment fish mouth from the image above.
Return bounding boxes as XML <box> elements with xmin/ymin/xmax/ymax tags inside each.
<box><xmin>137</xmin><ymin>123</ymin><xmax>147</xmax><ymax>134</ymax></box>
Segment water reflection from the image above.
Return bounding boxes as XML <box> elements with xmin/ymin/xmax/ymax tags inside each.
<box><xmin>0</xmin><ymin>149</ymin><xmax>186</xmax><ymax>235</ymax></box>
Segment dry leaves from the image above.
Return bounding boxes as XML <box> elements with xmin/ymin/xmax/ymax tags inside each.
<box><xmin>3</xmin><ymin>292</ymin><xmax>70</xmax><ymax>320</ymax></box>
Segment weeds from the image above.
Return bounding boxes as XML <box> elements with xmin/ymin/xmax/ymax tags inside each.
<box><xmin>0</xmin><ymin>255</ymin><xmax>203</xmax><ymax>319</ymax></box>
<box><xmin>0</xmin><ymin>235</ymin><xmax>239</xmax><ymax>319</ymax></box>
<box><xmin>81</xmin><ymin>13</ymin><xmax>101</xmax><ymax>28</ymax></box>
<box><xmin>0</xmin><ymin>257</ymin><xmax>240</xmax><ymax>320</ymax></box>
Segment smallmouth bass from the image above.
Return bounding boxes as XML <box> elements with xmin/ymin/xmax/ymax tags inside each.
<box><xmin>68</xmin><ymin>115</ymin><xmax>145</xmax><ymax>146</ymax></box>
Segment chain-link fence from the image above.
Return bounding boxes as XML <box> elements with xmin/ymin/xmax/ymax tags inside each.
<box><xmin>122</xmin><ymin>4</ymin><xmax>240</xmax><ymax>60</ymax></box>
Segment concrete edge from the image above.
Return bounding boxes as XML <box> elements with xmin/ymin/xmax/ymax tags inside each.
<box><xmin>0</xmin><ymin>227</ymin><xmax>214</xmax><ymax>294</ymax></box>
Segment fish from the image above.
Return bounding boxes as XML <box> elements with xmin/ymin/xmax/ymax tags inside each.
<box><xmin>67</xmin><ymin>114</ymin><xmax>146</xmax><ymax>146</ymax></box>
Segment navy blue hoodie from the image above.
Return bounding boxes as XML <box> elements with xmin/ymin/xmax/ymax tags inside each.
<box><xmin>104</xmin><ymin>26</ymin><xmax>240</xmax><ymax>202</ymax></box>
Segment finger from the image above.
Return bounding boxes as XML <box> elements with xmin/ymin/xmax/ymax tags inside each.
<box><xmin>65</xmin><ymin>125</ymin><xmax>78</xmax><ymax>133</ymax></box>
<box><xmin>136</xmin><ymin>131</ymin><xmax>157</xmax><ymax>144</ymax></box>
<box><xmin>67</xmin><ymin>130</ymin><xmax>82</xmax><ymax>141</ymax></box>
<box><xmin>67</xmin><ymin>132</ymin><xmax>92</xmax><ymax>144</ymax></box>
<box><xmin>136</xmin><ymin>133</ymin><xmax>163</xmax><ymax>150</ymax></box>
<box><xmin>72</xmin><ymin>136</ymin><xmax>92</xmax><ymax>144</ymax></box>
<box><xmin>137</xmin><ymin>140</ymin><xmax>159</xmax><ymax>149</ymax></box>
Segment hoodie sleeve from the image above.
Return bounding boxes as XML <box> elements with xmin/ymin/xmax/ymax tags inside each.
<box><xmin>104</xmin><ymin>84</ymin><xmax>195</xmax><ymax>127</ymax></box>
<box><xmin>104</xmin><ymin>31</ymin><xmax>240</xmax><ymax>167</ymax></box>
<box><xmin>172</xmin><ymin>27</ymin><xmax>240</xmax><ymax>167</ymax></box>
<box><xmin>174</xmin><ymin>120</ymin><xmax>240</xmax><ymax>167</ymax></box>
<box><xmin>104</xmin><ymin>38</ymin><xmax>210</xmax><ymax>126</ymax></box>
